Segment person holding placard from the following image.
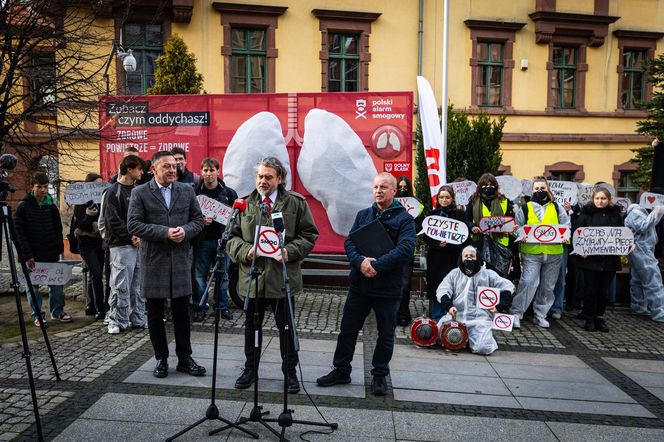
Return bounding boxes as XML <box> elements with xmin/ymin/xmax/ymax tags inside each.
<box><xmin>424</xmin><ymin>185</ymin><xmax>467</xmax><ymax>321</ymax></box>
<box><xmin>436</xmin><ymin>246</ymin><xmax>514</xmax><ymax>355</ymax></box>
<box><xmin>624</xmin><ymin>204</ymin><xmax>664</xmax><ymax>322</ymax></box>
<box><xmin>466</xmin><ymin>173</ymin><xmax>515</xmax><ymax>278</ymax></box>
<box><xmin>510</xmin><ymin>177</ymin><xmax>570</xmax><ymax>329</ymax></box>
<box><xmin>227</xmin><ymin>157</ymin><xmax>318</xmax><ymax>394</ymax></box>
<box><xmin>574</xmin><ymin>188</ymin><xmax>625</xmax><ymax>332</ymax></box>
<box><xmin>192</xmin><ymin>157</ymin><xmax>238</xmax><ymax>323</ymax></box>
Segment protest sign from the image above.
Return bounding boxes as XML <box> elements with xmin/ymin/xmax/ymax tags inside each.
<box><xmin>196</xmin><ymin>195</ymin><xmax>232</xmax><ymax>225</ymax></box>
<box><xmin>476</xmin><ymin>287</ymin><xmax>500</xmax><ymax>310</ymax></box>
<box><xmin>572</xmin><ymin>227</ymin><xmax>634</xmax><ymax>255</ymax></box>
<box><xmin>420</xmin><ymin>215</ymin><xmax>469</xmax><ymax>244</ymax></box>
<box><xmin>20</xmin><ymin>262</ymin><xmax>73</xmax><ymax>286</ymax></box>
<box><xmin>64</xmin><ymin>182</ymin><xmax>111</xmax><ymax>205</ymax></box>
<box><xmin>254</xmin><ymin>226</ymin><xmax>285</xmax><ymax>259</ymax></box>
<box><xmin>478</xmin><ymin>216</ymin><xmax>517</xmax><ymax>233</ymax></box>
<box><xmin>517</xmin><ymin>224</ymin><xmax>570</xmax><ymax>243</ymax></box>
<box><xmin>614</xmin><ymin>197</ymin><xmax>631</xmax><ymax>212</ymax></box>
<box><xmin>639</xmin><ymin>192</ymin><xmax>664</xmax><ymax>209</ymax></box>
<box><xmin>492</xmin><ymin>313</ymin><xmax>514</xmax><ymax>332</ymax></box>
<box><xmin>496</xmin><ymin>175</ymin><xmax>522</xmax><ymax>201</ymax></box>
<box><xmin>577</xmin><ymin>183</ymin><xmax>616</xmax><ymax>207</ymax></box>
<box><xmin>548</xmin><ymin>181</ymin><xmax>578</xmax><ymax>206</ymax></box>
<box><xmin>521</xmin><ymin>179</ymin><xmax>533</xmax><ymax>197</ymax></box>
<box><xmin>449</xmin><ymin>180</ymin><xmax>476</xmax><ymax>206</ymax></box>
<box><xmin>396</xmin><ymin>197</ymin><xmax>423</xmax><ymax>218</ymax></box>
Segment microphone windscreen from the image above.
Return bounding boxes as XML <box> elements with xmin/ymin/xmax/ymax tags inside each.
<box><xmin>233</xmin><ymin>198</ymin><xmax>248</xmax><ymax>212</ymax></box>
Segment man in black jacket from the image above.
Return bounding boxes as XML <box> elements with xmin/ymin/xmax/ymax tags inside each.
<box><xmin>171</xmin><ymin>147</ymin><xmax>201</xmax><ymax>188</ymax></box>
<box><xmin>102</xmin><ymin>155</ymin><xmax>147</xmax><ymax>334</ymax></box>
<box><xmin>14</xmin><ymin>172</ymin><xmax>70</xmax><ymax>327</ymax></box>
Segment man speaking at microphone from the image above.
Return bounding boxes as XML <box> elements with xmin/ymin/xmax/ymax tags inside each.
<box><xmin>192</xmin><ymin>157</ymin><xmax>238</xmax><ymax>323</ymax></box>
<box><xmin>227</xmin><ymin>156</ymin><xmax>318</xmax><ymax>394</ymax></box>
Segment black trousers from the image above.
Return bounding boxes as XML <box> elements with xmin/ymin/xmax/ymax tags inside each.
<box><xmin>244</xmin><ymin>297</ymin><xmax>298</xmax><ymax>375</ymax></box>
<box><xmin>582</xmin><ymin>269</ymin><xmax>614</xmax><ymax>318</ymax></box>
<box><xmin>79</xmin><ymin>236</ymin><xmax>105</xmax><ymax>314</ymax></box>
<box><xmin>397</xmin><ymin>262</ymin><xmax>414</xmax><ymax>321</ymax></box>
<box><xmin>147</xmin><ymin>296</ymin><xmax>192</xmax><ymax>362</ymax></box>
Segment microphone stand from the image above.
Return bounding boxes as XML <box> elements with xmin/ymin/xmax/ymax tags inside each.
<box><xmin>212</xmin><ymin>200</ymin><xmax>283</xmax><ymax>438</ymax></box>
<box><xmin>167</xmin><ymin>212</ymin><xmax>258</xmax><ymax>441</ymax></box>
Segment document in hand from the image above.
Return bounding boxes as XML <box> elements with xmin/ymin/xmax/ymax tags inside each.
<box><xmin>348</xmin><ymin>218</ymin><xmax>394</xmax><ymax>258</ymax></box>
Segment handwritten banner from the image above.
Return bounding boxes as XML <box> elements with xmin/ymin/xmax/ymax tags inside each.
<box><xmin>196</xmin><ymin>195</ymin><xmax>232</xmax><ymax>225</ymax></box>
<box><xmin>493</xmin><ymin>313</ymin><xmax>514</xmax><ymax>332</ymax></box>
<box><xmin>478</xmin><ymin>216</ymin><xmax>517</xmax><ymax>234</ymax></box>
<box><xmin>449</xmin><ymin>180</ymin><xmax>476</xmax><ymax>206</ymax></box>
<box><xmin>572</xmin><ymin>227</ymin><xmax>634</xmax><ymax>255</ymax></box>
<box><xmin>419</xmin><ymin>215</ymin><xmax>469</xmax><ymax>244</ymax></box>
<box><xmin>639</xmin><ymin>192</ymin><xmax>664</xmax><ymax>209</ymax></box>
<box><xmin>577</xmin><ymin>183</ymin><xmax>616</xmax><ymax>207</ymax></box>
<box><xmin>20</xmin><ymin>262</ymin><xmax>73</xmax><ymax>286</ymax></box>
<box><xmin>548</xmin><ymin>181</ymin><xmax>578</xmax><ymax>206</ymax></box>
<box><xmin>396</xmin><ymin>197</ymin><xmax>423</xmax><ymax>219</ymax></box>
<box><xmin>496</xmin><ymin>175</ymin><xmax>522</xmax><ymax>201</ymax></box>
<box><xmin>614</xmin><ymin>197</ymin><xmax>631</xmax><ymax>212</ymax></box>
<box><xmin>254</xmin><ymin>226</ymin><xmax>285</xmax><ymax>259</ymax></box>
<box><xmin>476</xmin><ymin>286</ymin><xmax>500</xmax><ymax>310</ymax></box>
<box><xmin>521</xmin><ymin>179</ymin><xmax>533</xmax><ymax>197</ymax></box>
<box><xmin>517</xmin><ymin>224</ymin><xmax>570</xmax><ymax>243</ymax></box>
<box><xmin>64</xmin><ymin>182</ymin><xmax>110</xmax><ymax>205</ymax></box>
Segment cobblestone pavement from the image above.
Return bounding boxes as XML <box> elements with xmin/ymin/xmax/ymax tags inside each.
<box><xmin>1</xmin><ymin>283</ymin><xmax>664</xmax><ymax>440</ymax></box>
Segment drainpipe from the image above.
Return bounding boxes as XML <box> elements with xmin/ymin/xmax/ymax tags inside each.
<box><xmin>418</xmin><ymin>0</ymin><xmax>423</xmax><ymax>76</ymax></box>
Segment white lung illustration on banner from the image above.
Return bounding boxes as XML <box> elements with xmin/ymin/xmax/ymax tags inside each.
<box><xmin>222</xmin><ymin>112</ymin><xmax>291</xmax><ymax>197</ymax></box>
<box><xmin>298</xmin><ymin>108</ymin><xmax>376</xmax><ymax>236</ymax></box>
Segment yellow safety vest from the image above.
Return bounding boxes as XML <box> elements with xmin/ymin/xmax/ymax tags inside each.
<box><xmin>520</xmin><ymin>202</ymin><xmax>563</xmax><ymax>255</ymax></box>
<box><xmin>482</xmin><ymin>199</ymin><xmax>509</xmax><ymax>246</ymax></box>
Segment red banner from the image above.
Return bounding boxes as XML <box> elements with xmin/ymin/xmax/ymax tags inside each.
<box><xmin>99</xmin><ymin>92</ymin><xmax>413</xmax><ymax>253</ymax></box>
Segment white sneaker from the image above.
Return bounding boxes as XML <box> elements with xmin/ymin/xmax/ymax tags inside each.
<box><xmin>103</xmin><ymin>312</ymin><xmax>111</xmax><ymax>325</ymax></box>
<box><xmin>108</xmin><ymin>324</ymin><xmax>121</xmax><ymax>334</ymax></box>
<box><xmin>533</xmin><ymin>317</ymin><xmax>550</xmax><ymax>328</ymax></box>
<box><xmin>551</xmin><ymin>312</ymin><xmax>562</xmax><ymax>320</ymax></box>
<box><xmin>512</xmin><ymin>316</ymin><xmax>521</xmax><ymax>329</ymax></box>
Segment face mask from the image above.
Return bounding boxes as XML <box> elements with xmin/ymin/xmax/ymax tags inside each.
<box><xmin>531</xmin><ymin>190</ymin><xmax>549</xmax><ymax>204</ymax></box>
<box><xmin>481</xmin><ymin>186</ymin><xmax>496</xmax><ymax>198</ymax></box>
<box><xmin>463</xmin><ymin>258</ymin><xmax>475</xmax><ymax>272</ymax></box>
<box><xmin>397</xmin><ymin>189</ymin><xmax>409</xmax><ymax>197</ymax></box>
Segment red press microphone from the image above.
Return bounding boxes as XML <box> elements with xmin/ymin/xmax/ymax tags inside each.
<box><xmin>229</xmin><ymin>198</ymin><xmax>247</xmax><ymax>224</ymax></box>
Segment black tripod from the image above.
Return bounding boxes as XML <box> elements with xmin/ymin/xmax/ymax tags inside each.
<box><xmin>166</xmin><ymin>219</ymin><xmax>258</xmax><ymax>441</ymax></box>
<box><xmin>0</xmin><ymin>187</ymin><xmax>61</xmax><ymax>442</ymax></box>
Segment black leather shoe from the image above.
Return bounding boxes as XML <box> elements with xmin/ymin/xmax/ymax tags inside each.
<box><xmin>584</xmin><ymin>319</ymin><xmax>596</xmax><ymax>332</ymax></box>
<box><xmin>176</xmin><ymin>357</ymin><xmax>206</xmax><ymax>376</ymax></box>
<box><xmin>595</xmin><ymin>317</ymin><xmax>610</xmax><ymax>333</ymax></box>
<box><xmin>316</xmin><ymin>369</ymin><xmax>351</xmax><ymax>387</ymax></box>
<box><xmin>372</xmin><ymin>375</ymin><xmax>388</xmax><ymax>396</ymax></box>
<box><xmin>397</xmin><ymin>317</ymin><xmax>411</xmax><ymax>327</ymax></box>
<box><xmin>287</xmin><ymin>373</ymin><xmax>300</xmax><ymax>394</ymax></box>
<box><xmin>192</xmin><ymin>310</ymin><xmax>205</xmax><ymax>323</ymax></box>
<box><xmin>153</xmin><ymin>358</ymin><xmax>168</xmax><ymax>378</ymax></box>
<box><xmin>219</xmin><ymin>308</ymin><xmax>233</xmax><ymax>320</ymax></box>
<box><xmin>235</xmin><ymin>369</ymin><xmax>255</xmax><ymax>389</ymax></box>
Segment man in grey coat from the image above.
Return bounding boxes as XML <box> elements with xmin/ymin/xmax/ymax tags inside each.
<box><xmin>127</xmin><ymin>151</ymin><xmax>206</xmax><ymax>378</ymax></box>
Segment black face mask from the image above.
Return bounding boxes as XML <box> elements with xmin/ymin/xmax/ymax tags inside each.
<box><xmin>463</xmin><ymin>258</ymin><xmax>476</xmax><ymax>273</ymax></box>
<box><xmin>481</xmin><ymin>186</ymin><xmax>496</xmax><ymax>198</ymax></box>
<box><xmin>531</xmin><ymin>190</ymin><xmax>549</xmax><ymax>204</ymax></box>
<box><xmin>396</xmin><ymin>189</ymin><xmax>409</xmax><ymax>197</ymax></box>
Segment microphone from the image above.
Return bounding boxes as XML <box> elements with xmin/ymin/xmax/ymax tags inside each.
<box><xmin>271</xmin><ymin>212</ymin><xmax>284</xmax><ymax>233</ymax></box>
<box><xmin>226</xmin><ymin>198</ymin><xmax>247</xmax><ymax>226</ymax></box>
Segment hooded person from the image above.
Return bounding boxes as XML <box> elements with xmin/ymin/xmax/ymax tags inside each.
<box><xmin>624</xmin><ymin>204</ymin><xmax>664</xmax><ymax>322</ymax></box>
<box><xmin>436</xmin><ymin>245</ymin><xmax>514</xmax><ymax>355</ymax></box>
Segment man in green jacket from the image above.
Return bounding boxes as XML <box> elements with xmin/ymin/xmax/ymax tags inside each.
<box><xmin>227</xmin><ymin>156</ymin><xmax>318</xmax><ymax>394</ymax></box>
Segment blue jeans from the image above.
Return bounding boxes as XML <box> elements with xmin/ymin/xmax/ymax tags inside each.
<box><xmin>550</xmin><ymin>248</ymin><xmax>568</xmax><ymax>315</ymax></box>
<box><xmin>27</xmin><ymin>284</ymin><xmax>64</xmax><ymax>320</ymax></box>
<box><xmin>193</xmin><ymin>240</ymin><xmax>229</xmax><ymax>311</ymax></box>
<box><xmin>333</xmin><ymin>290</ymin><xmax>400</xmax><ymax>377</ymax></box>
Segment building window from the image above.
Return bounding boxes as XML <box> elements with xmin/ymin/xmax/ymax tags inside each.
<box><xmin>552</xmin><ymin>46</ymin><xmax>577</xmax><ymax>109</ymax></box>
<box><xmin>617</xmin><ymin>171</ymin><xmax>640</xmax><ymax>202</ymax></box>
<box><xmin>620</xmin><ymin>50</ymin><xmax>647</xmax><ymax>110</ymax></box>
<box><xmin>30</xmin><ymin>54</ymin><xmax>56</xmax><ymax>108</ymax></box>
<box><xmin>548</xmin><ymin>171</ymin><xmax>576</xmax><ymax>182</ymax></box>
<box><xmin>328</xmin><ymin>33</ymin><xmax>360</xmax><ymax>92</ymax></box>
<box><xmin>123</xmin><ymin>23</ymin><xmax>163</xmax><ymax>95</ymax></box>
<box><xmin>476</xmin><ymin>42</ymin><xmax>503</xmax><ymax>107</ymax></box>
<box><xmin>230</xmin><ymin>28</ymin><xmax>267</xmax><ymax>93</ymax></box>
<box><xmin>544</xmin><ymin>161</ymin><xmax>585</xmax><ymax>182</ymax></box>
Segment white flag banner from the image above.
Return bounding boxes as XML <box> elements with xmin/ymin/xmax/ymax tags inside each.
<box><xmin>417</xmin><ymin>76</ymin><xmax>445</xmax><ymax>204</ymax></box>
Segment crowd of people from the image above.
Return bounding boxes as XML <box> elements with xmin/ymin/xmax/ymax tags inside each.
<box><xmin>11</xmin><ymin>151</ymin><xmax>664</xmax><ymax>394</ymax></box>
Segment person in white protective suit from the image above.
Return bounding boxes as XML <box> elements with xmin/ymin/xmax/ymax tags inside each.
<box><xmin>436</xmin><ymin>246</ymin><xmax>515</xmax><ymax>355</ymax></box>
<box><xmin>624</xmin><ymin>204</ymin><xmax>664</xmax><ymax>322</ymax></box>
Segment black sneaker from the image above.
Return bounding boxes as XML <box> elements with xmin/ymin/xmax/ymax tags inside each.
<box><xmin>372</xmin><ymin>375</ymin><xmax>388</xmax><ymax>396</ymax></box>
<box><xmin>316</xmin><ymin>369</ymin><xmax>351</xmax><ymax>387</ymax></box>
<box><xmin>192</xmin><ymin>310</ymin><xmax>205</xmax><ymax>323</ymax></box>
<box><xmin>235</xmin><ymin>369</ymin><xmax>255</xmax><ymax>389</ymax></box>
<box><xmin>287</xmin><ymin>373</ymin><xmax>300</xmax><ymax>394</ymax></box>
<box><xmin>584</xmin><ymin>319</ymin><xmax>596</xmax><ymax>332</ymax></box>
<box><xmin>595</xmin><ymin>317</ymin><xmax>610</xmax><ymax>333</ymax></box>
<box><xmin>219</xmin><ymin>308</ymin><xmax>233</xmax><ymax>321</ymax></box>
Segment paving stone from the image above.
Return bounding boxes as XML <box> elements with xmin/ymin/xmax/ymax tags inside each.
<box><xmin>503</xmin><ymin>378</ymin><xmax>636</xmax><ymax>403</ymax></box>
<box><xmin>546</xmin><ymin>422</ymin><xmax>664</xmax><ymax>441</ymax></box>
<box><xmin>603</xmin><ymin>357</ymin><xmax>664</xmax><ymax>374</ymax></box>
<box><xmin>390</xmin><ymin>371</ymin><xmax>511</xmax><ymax>396</ymax></box>
<box><xmin>394</xmin><ymin>388</ymin><xmax>522</xmax><ymax>409</ymax></box>
<box><xmin>488</xmin><ymin>351</ymin><xmax>588</xmax><ymax>368</ymax></box>
<box><xmin>516</xmin><ymin>396</ymin><xmax>654</xmax><ymax>417</ymax></box>
<box><xmin>490</xmin><ymin>363</ymin><xmax>607</xmax><ymax>383</ymax></box>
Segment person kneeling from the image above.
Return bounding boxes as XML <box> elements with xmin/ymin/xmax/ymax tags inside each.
<box><xmin>436</xmin><ymin>246</ymin><xmax>514</xmax><ymax>355</ymax></box>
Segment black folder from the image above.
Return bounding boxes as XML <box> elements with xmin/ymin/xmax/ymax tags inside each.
<box><xmin>348</xmin><ymin>218</ymin><xmax>394</xmax><ymax>258</ymax></box>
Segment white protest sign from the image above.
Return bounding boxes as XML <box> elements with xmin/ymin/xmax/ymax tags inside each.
<box><xmin>254</xmin><ymin>225</ymin><xmax>285</xmax><ymax>259</ymax></box>
<box><xmin>20</xmin><ymin>262</ymin><xmax>73</xmax><ymax>286</ymax></box>
<box><xmin>614</xmin><ymin>197</ymin><xmax>631</xmax><ymax>212</ymax></box>
<box><xmin>419</xmin><ymin>215</ymin><xmax>469</xmax><ymax>244</ymax></box>
<box><xmin>449</xmin><ymin>180</ymin><xmax>476</xmax><ymax>206</ymax></box>
<box><xmin>517</xmin><ymin>224</ymin><xmax>571</xmax><ymax>243</ymax></box>
<box><xmin>521</xmin><ymin>179</ymin><xmax>533</xmax><ymax>197</ymax></box>
<box><xmin>577</xmin><ymin>183</ymin><xmax>616</xmax><ymax>207</ymax></box>
<box><xmin>64</xmin><ymin>182</ymin><xmax>111</xmax><ymax>205</ymax></box>
<box><xmin>478</xmin><ymin>216</ymin><xmax>517</xmax><ymax>233</ymax></box>
<box><xmin>493</xmin><ymin>313</ymin><xmax>514</xmax><ymax>332</ymax></box>
<box><xmin>196</xmin><ymin>195</ymin><xmax>232</xmax><ymax>225</ymax></box>
<box><xmin>476</xmin><ymin>286</ymin><xmax>500</xmax><ymax>310</ymax></box>
<box><xmin>639</xmin><ymin>192</ymin><xmax>664</xmax><ymax>209</ymax></box>
<box><xmin>572</xmin><ymin>227</ymin><xmax>634</xmax><ymax>255</ymax></box>
<box><xmin>496</xmin><ymin>175</ymin><xmax>522</xmax><ymax>201</ymax></box>
<box><xmin>548</xmin><ymin>181</ymin><xmax>578</xmax><ymax>206</ymax></box>
<box><xmin>396</xmin><ymin>197</ymin><xmax>423</xmax><ymax>218</ymax></box>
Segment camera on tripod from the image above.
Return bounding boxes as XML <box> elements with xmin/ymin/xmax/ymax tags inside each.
<box><xmin>0</xmin><ymin>153</ymin><xmax>18</xmax><ymax>196</ymax></box>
